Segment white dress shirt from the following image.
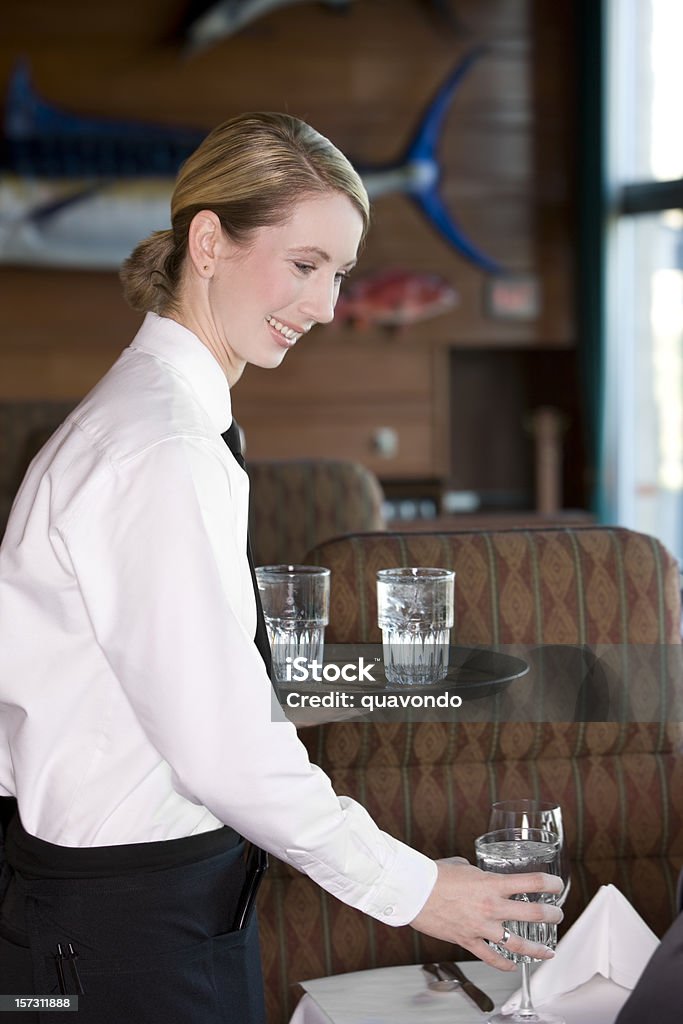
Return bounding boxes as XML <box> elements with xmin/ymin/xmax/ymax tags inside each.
<box><xmin>0</xmin><ymin>312</ymin><xmax>436</xmax><ymax>927</ymax></box>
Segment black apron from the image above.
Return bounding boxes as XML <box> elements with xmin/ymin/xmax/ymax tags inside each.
<box><xmin>0</xmin><ymin>810</ymin><xmax>265</xmax><ymax>1023</ymax></box>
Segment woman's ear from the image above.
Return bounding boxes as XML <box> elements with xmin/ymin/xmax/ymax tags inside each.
<box><xmin>186</xmin><ymin>210</ymin><xmax>227</xmax><ymax>278</ymax></box>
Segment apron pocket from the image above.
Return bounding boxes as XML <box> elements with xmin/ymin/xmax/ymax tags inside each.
<box><xmin>210</xmin><ymin>918</ymin><xmax>266</xmax><ymax>1023</ymax></box>
<box><xmin>35</xmin><ymin>922</ymin><xmax>265</xmax><ymax>1024</ymax></box>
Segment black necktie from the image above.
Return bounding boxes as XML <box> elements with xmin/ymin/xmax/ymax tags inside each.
<box><xmin>222</xmin><ymin>420</ymin><xmax>272</xmax><ymax>679</ymax></box>
<box><xmin>222</xmin><ymin>421</ymin><xmax>271</xmax><ymax>893</ymax></box>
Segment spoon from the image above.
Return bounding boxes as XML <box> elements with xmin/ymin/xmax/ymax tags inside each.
<box><xmin>421</xmin><ymin>963</ymin><xmax>458</xmax><ymax>991</ymax></box>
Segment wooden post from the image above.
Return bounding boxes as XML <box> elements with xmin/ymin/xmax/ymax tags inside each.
<box><xmin>529</xmin><ymin>406</ymin><xmax>566</xmax><ymax>515</ymax></box>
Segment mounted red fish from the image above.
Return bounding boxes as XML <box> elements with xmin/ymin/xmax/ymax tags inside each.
<box><xmin>334</xmin><ymin>269</ymin><xmax>459</xmax><ymax>330</ymax></box>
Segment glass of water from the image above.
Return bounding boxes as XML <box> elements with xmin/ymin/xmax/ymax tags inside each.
<box><xmin>255</xmin><ymin>565</ymin><xmax>330</xmax><ymax>683</ymax></box>
<box><xmin>377</xmin><ymin>567</ymin><xmax>454</xmax><ymax>685</ymax></box>
<box><xmin>475</xmin><ymin>827</ymin><xmax>565</xmax><ymax>1024</ymax></box>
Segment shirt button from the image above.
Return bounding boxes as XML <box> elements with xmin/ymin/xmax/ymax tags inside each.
<box><xmin>383</xmin><ymin>905</ymin><xmax>395</xmax><ymax>917</ymax></box>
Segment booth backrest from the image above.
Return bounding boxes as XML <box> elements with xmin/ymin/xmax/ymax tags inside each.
<box><xmin>309</xmin><ymin>526</ymin><xmax>682</xmax><ymax>646</ymax></box>
<box><xmin>257</xmin><ymin>527</ymin><xmax>683</xmax><ymax>1024</ymax></box>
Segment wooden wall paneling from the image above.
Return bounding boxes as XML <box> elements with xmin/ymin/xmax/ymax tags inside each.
<box><xmin>449</xmin><ymin>346</ymin><xmax>587</xmax><ymax>509</ymax></box>
<box><xmin>233</xmin><ymin>339</ymin><xmax>448</xmax><ymax>478</ymax></box>
<box><xmin>0</xmin><ymin>269</ymin><xmax>140</xmax><ymax>348</ymax></box>
<box><xmin>0</xmin><ymin>269</ymin><xmax>139</xmax><ymax>399</ymax></box>
<box><xmin>0</xmin><ymin>0</ymin><xmax>571</xmax><ymax>349</ymax></box>
<box><xmin>431</xmin><ymin>344</ymin><xmax>451</xmax><ymax>478</ymax></box>
<box><xmin>235</xmin><ymin>342</ymin><xmax>435</xmax><ymax>404</ymax></box>
<box><xmin>530</xmin><ymin>0</ymin><xmax>578</xmax><ymax>346</ymax></box>
<box><xmin>0</xmin><ymin>0</ymin><xmax>579</xmax><ymax>494</ymax></box>
<box><xmin>450</xmin><ymin>348</ymin><xmax>533</xmax><ymax>505</ymax></box>
<box><xmin>236</xmin><ymin>399</ymin><xmax>437</xmax><ymax>478</ymax></box>
<box><xmin>0</xmin><ymin>349</ymin><xmax>120</xmax><ymax>402</ymax></box>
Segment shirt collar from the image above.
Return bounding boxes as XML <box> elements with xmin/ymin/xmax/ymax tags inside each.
<box><xmin>129</xmin><ymin>312</ymin><xmax>233</xmax><ymax>434</ymax></box>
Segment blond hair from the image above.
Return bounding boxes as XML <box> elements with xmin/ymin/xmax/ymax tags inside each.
<box><xmin>119</xmin><ymin>112</ymin><xmax>369</xmax><ymax>315</ymax></box>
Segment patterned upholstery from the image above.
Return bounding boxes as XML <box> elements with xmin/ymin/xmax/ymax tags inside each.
<box><xmin>309</xmin><ymin>528</ymin><xmax>681</xmax><ymax>646</ymax></box>
<box><xmin>257</xmin><ymin>527</ymin><xmax>683</xmax><ymax>1024</ymax></box>
<box><xmin>247</xmin><ymin>459</ymin><xmax>386</xmax><ymax>566</ymax></box>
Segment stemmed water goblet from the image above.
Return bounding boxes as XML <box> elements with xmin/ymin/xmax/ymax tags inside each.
<box><xmin>489</xmin><ymin>800</ymin><xmax>571</xmax><ymax>908</ymax></box>
<box><xmin>475</xmin><ymin>826</ymin><xmax>565</xmax><ymax>1024</ymax></box>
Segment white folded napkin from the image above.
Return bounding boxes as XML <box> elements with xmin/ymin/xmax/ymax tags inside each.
<box><xmin>503</xmin><ymin>884</ymin><xmax>659</xmax><ymax>1013</ymax></box>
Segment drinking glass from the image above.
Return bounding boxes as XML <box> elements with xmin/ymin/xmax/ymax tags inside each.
<box><xmin>475</xmin><ymin>827</ymin><xmax>565</xmax><ymax>1024</ymax></box>
<box><xmin>254</xmin><ymin>565</ymin><xmax>330</xmax><ymax>683</ymax></box>
<box><xmin>376</xmin><ymin>567</ymin><xmax>454</xmax><ymax>685</ymax></box>
<box><xmin>489</xmin><ymin>800</ymin><xmax>571</xmax><ymax>908</ymax></box>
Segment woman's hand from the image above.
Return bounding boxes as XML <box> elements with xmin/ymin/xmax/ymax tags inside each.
<box><xmin>410</xmin><ymin>858</ymin><xmax>564</xmax><ymax>970</ymax></box>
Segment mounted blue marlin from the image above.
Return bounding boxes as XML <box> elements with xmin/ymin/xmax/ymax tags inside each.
<box><xmin>0</xmin><ymin>50</ymin><xmax>501</xmax><ymax>273</ymax></box>
<box><xmin>356</xmin><ymin>47</ymin><xmax>500</xmax><ymax>273</ymax></box>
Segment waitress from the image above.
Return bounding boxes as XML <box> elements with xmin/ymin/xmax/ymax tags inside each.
<box><xmin>0</xmin><ymin>112</ymin><xmax>562</xmax><ymax>1023</ymax></box>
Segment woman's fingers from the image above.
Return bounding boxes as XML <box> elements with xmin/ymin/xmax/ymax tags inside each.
<box><xmin>486</xmin><ymin>927</ymin><xmax>556</xmax><ymax>961</ymax></box>
<box><xmin>468</xmin><ymin>937</ymin><xmax>517</xmax><ymax>971</ymax></box>
<box><xmin>410</xmin><ymin>861</ymin><xmax>563</xmax><ymax>968</ymax></box>
<box><xmin>464</xmin><ymin>930</ymin><xmax>555</xmax><ymax>971</ymax></box>
<box><xmin>499</xmin><ymin>871</ymin><xmax>564</xmax><ymax>897</ymax></box>
<box><xmin>493</xmin><ymin>895</ymin><xmax>563</xmax><ymax>926</ymax></box>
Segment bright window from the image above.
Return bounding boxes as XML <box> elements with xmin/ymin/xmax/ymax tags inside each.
<box><xmin>605</xmin><ymin>0</ymin><xmax>683</xmax><ymax>562</ymax></box>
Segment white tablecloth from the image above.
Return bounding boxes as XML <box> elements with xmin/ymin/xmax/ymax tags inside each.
<box><xmin>289</xmin><ymin>963</ymin><xmax>632</xmax><ymax>1024</ymax></box>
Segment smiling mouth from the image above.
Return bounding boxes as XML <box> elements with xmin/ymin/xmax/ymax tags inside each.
<box><xmin>265</xmin><ymin>315</ymin><xmax>302</xmax><ymax>343</ymax></box>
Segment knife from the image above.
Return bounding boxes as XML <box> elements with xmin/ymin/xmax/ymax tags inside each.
<box><xmin>437</xmin><ymin>961</ymin><xmax>495</xmax><ymax>1013</ymax></box>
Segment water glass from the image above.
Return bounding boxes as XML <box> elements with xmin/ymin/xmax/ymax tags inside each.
<box><xmin>255</xmin><ymin>565</ymin><xmax>330</xmax><ymax>683</ymax></box>
<box><xmin>475</xmin><ymin>826</ymin><xmax>564</xmax><ymax>1024</ymax></box>
<box><xmin>376</xmin><ymin>567</ymin><xmax>455</xmax><ymax>685</ymax></box>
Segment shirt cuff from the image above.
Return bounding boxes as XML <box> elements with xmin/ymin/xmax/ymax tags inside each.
<box><xmin>361</xmin><ymin>836</ymin><xmax>438</xmax><ymax>926</ymax></box>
